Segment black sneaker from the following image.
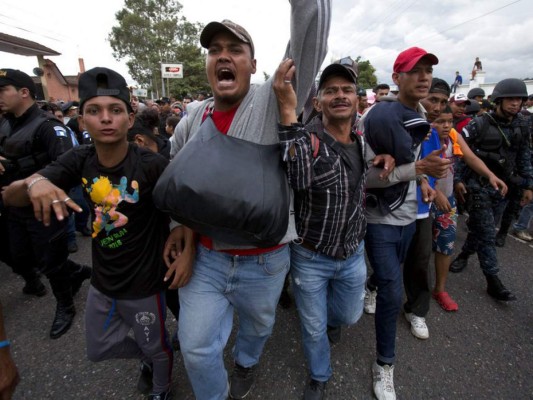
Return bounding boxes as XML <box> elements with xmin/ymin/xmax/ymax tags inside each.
<box><xmin>229</xmin><ymin>363</ymin><xmax>256</xmax><ymax>399</ymax></box>
<box><xmin>449</xmin><ymin>254</ymin><xmax>469</xmax><ymax>273</ymax></box>
<box><xmin>137</xmin><ymin>361</ymin><xmax>153</xmax><ymax>394</ymax></box>
<box><xmin>327</xmin><ymin>325</ymin><xmax>341</xmax><ymax>344</ymax></box>
<box><xmin>149</xmin><ymin>391</ymin><xmax>171</xmax><ymax>400</ymax></box>
<box><xmin>22</xmin><ymin>278</ymin><xmax>47</xmax><ymax>297</ymax></box>
<box><xmin>304</xmin><ymin>379</ymin><xmax>327</xmax><ymax>400</ymax></box>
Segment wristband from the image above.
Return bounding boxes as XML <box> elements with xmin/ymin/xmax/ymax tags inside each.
<box><xmin>0</xmin><ymin>340</ymin><xmax>10</xmax><ymax>348</ymax></box>
<box><xmin>27</xmin><ymin>176</ymin><xmax>49</xmax><ymax>194</ymax></box>
<box><xmin>416</xmin><ymin>174</ymin><xmax>428</xmax><ymax>186</ymax></box>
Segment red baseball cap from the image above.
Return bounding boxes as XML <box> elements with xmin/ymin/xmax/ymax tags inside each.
<box><xmin>393</xmin><ymin>47</ymin><xmax>439</xmax><ymax>73</ymax></box>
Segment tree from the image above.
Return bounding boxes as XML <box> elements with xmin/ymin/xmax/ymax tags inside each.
<box><xmin>109</xmin><ymin>0</ymin><xmax>209</xmax><ymax>98</ymax></box>
<box><xmin>355</xmin><ymin>56</ymin><xmax>378</xmax><ymax>90</ymax></box>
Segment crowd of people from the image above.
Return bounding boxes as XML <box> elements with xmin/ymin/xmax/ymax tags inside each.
<box><xmin>1</xmin><ymin>2</ymin><xmax>532</xmax><ymax>399</ymax></box>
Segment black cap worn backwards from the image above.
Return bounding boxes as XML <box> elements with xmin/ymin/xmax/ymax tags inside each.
<box><xmin>0</xmin><ymin>68</ymin><xmax>36</xmax><ymax>96</ymax></box>
<box><xmin>78</xmin><ymin>67</ymin><xmax>132</xmax><ymax>113</ymax></box>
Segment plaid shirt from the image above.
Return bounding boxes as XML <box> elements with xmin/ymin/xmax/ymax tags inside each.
<box><xmin>279</xmin><ymin>119</ymin><xmax>367</xmax><ymax>259</ymax></box>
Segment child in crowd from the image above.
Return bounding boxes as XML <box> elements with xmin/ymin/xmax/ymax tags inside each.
<box><xmin>128</xmin><ymin>118</ymin><xmax>171</xmax><ymax>160</ymax></box>
<box><xmin>431</xmin><ymin>106</ymin><xmax>507</xmax><ymax>311</ymax></box>
<box><xmin>165</xmin><ymin>115</ymin><xmax>180</xmax><ymax>137</ymax></box>
<box><xmin>2</xmin><ymin>67</ymin><xmax>195</xmax><ymax>400</ymax></box>
<box><xmin>127</xmin><ymin>117</ymin><xmax>180</xmax><ymax>350</ymax></box>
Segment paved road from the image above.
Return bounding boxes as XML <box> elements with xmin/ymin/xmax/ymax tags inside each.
<box><xmin>1</xmin><ymin>216</ymin><xmax>532</xmax><ymax>399</ymax></box>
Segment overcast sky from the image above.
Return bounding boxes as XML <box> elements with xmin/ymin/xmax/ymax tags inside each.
<box><xmin>1</xmin><ymin>0</ymin><xmax>532</xmax><ymax>91</ymax></box>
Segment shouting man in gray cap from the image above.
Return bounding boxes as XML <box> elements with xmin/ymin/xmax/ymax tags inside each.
<box><xmin>161</xmin><ymin>2</ymin><xmax>331</xmax><ymax>399</ymax></box>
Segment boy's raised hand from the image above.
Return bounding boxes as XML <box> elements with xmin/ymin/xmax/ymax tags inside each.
<box><xmin>416</xmin><ymin>146</ymin><xmax>452</xmax><ymax>179</ymax></box>
<box><xmin>24</xmin><ymin>175</ymin><xmax>82</xmax><ymax>226</ymax></box>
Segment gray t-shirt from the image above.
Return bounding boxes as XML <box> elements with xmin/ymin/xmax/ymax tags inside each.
<box><xmin>338</xmin><ymin>138</ymin><xmax>363</xmax><ymax>186</ymax></box>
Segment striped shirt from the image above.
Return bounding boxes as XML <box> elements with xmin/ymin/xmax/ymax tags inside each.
<box><xmin>279</xmin><ymin>119</ymin><xmax>367</xmax><ymax>259</ymax></box>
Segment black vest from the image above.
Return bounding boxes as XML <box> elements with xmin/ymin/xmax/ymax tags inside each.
<box><xmin>469</xmin><ymin>112</ymin><xmax>529</xmax><ymax>180</ymax></box>
<box><xmin>0</xmin><ymin>106</ymin><xmax>53</xmax><ymax>183</ymax></box>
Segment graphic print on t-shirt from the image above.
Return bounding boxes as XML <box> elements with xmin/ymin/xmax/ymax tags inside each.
<box><xmin>82</xmin><ymin>176</ymin><xmax>139</xmax><ymax>245</ymax></box>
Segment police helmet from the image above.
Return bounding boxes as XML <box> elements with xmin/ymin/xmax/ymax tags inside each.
<box><xmin>465</xmin><ymin>100</ymin><xmax>481</xmax><ymax>116</ymax></box>
<box><xmin>491</xmin><ymin>78</ymin><xmax>528</xmax><ymax>103</ymax></box>
<box><xmin>467</xmin><ymin>87</ymin><xmax>485</xmax><ymax>99</ymax></box>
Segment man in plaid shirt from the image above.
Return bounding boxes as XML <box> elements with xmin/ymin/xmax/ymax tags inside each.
<box><xmin>273</xmin><ymin>58</ymin><xmax>392</xmax><ymax>400</ymax></box>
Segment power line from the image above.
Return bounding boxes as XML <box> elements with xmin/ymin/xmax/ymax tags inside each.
<box><xmin>353</xmin><ymin>0</ymin><xmax>405</xmax><ymax>44</ymax></box>
<box><xmin>0</xmin><ymin>15</ymin><xmax>70</xmax><ymax>44</ymax></box>
<box><xmin>355</xmin><ymin>0</ymin><xmax>418</xmax><ymax>49</ymax></box>
<box><xmin>345</xmin><ymin>0</ymin><xmax>524</xmax><ymax>65</ymax></box>
<box><xmin>418</xmin><ymin>0</ymin><xmax>523</xmax><ymax>43</ymax></box>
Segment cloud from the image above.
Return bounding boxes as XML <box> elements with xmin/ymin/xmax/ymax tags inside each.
<box><xmin>328</xmin><ymin>0</ymin><xmax>533</xmax><ymax>85</ymax></box>
<box><xmin>1</xmin><ymin>0</ymin><xmax>531</xmax><ymax>94</ymax></box>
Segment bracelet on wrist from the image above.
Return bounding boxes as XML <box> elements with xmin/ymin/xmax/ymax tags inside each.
<box><xmin>0</xmin><ymin>340</ymin><xmax>11</xmax><ymax>348</ymax></box>
<box><xmin>26</xmin><ymin>176</ymin><xmax>49</xmax><ymax>194</ymax></box>
<box><xmin>416</xmin><ymin>174</ymin><xmax>428</xmax><ymax>186</ymax></box>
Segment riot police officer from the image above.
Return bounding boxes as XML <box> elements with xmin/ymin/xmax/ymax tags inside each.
<box><xmin>467</xmin><ymin>87</ymin><xmax>485</xmax><ymax>103</ymax></box>
<box><xmin>450</xmin><ymin>78</ymin><xmax>533</xmax><ymax>301</ymax></box>
<box><xmin>0</xmin><ymin>69</ymin><xmax>90</xmax><ymax>338</ymax></box>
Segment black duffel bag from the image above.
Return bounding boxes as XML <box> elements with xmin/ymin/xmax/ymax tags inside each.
<box><xmin>153</xmin><ymin>116</ymin><xmax>289</xmax><ymax>248</ymax></box>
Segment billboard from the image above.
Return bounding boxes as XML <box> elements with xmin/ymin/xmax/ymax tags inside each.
<box><xmin>132</xmin><ymin>88</ymin><xmax>148</xmax><ymax>97</ymax></box>
<box><xmin>162</xmin><ymin>63</ymin><xmax>183</xmax><ymax>79</ymax></box>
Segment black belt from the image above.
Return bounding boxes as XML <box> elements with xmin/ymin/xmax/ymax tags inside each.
<box><xmin>299</xmin><ymin>240</ymin><xmax>348</xmax><ymax>260</ymax></box>
<box><xmin>300</xmin><ymin>240</ymin><xmax>317</xmax><ymax>252</ymax></box>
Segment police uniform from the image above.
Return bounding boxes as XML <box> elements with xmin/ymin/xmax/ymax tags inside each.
<box><xmin>0</xmin><ymin>69</ymin><xmax>90</xmax><ymax>339</ymax></box>
<box><xmin>452</xmin><ymin>109</ymin><xmax>533</xmax><ymax>300</ymax></box>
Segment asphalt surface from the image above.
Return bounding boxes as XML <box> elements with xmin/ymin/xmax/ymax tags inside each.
<box><xmin>1</xmin><ymin>216</ymin><xmax>532</xmax><ymax>400</ymax></box>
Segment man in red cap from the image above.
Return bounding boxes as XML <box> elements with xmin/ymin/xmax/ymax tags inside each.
<box><xmin>359</xmin><ymin>47</ymin><xmax>451</xmax><ymax>400</ymax></box>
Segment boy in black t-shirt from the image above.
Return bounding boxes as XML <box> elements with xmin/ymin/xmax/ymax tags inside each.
<box><xmin>2</xmin><ymin>67</ymin><xmax>195</xmax><ymax>400</ymax></box>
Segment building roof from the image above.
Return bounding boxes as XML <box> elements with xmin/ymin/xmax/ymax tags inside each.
<box><xmin>0</xmin><ymin>32</ymin><xmax>60</xmax><ymax>56</ymax></box>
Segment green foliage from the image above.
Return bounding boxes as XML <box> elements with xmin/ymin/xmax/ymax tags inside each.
<box><xmin>109</xmin><ymin>0</ymin><xmax>210</xmax><ymax>98</ymax></box>
<box><xmin>355</xmin><ymin>56</ymin><xmax>378</xmax><ymax>90</ymax></box>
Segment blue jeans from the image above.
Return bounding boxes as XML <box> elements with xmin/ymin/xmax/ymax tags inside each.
<box><xmin>365</xmin><ymin>222</ymin><xmax>416</xmax><ymax>365</ymax></box>
<box><xmin>513</xmin><ymin>202</ymin><xmax>533</xmax><ymax>232</ymax></box>
<box><xmin>290</xmin><ymin>242</ymin><xmax>366</xmax><ymax>382</ymax></box>
<box><xmin>178</xmin><ymin>244</ymin><xmax>290</xmax><ymax>400</ymax></box>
